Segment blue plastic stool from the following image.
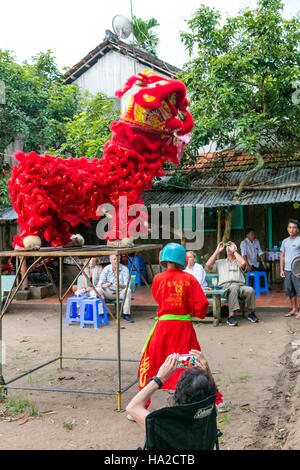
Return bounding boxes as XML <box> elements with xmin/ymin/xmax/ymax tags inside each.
<box><xmin>127</xmin><ymin>256</ymin><xmax>146</xmax><ymax>286</ymax></box>
<box><xmin>247</xmin><ymin>271</ymin><xmax>269</xmax><ymax>296</ymax></box>
<box><xmin>80</xmin><ymin>298</ymin><xmax>109</xmax><ymax>328</ymax></box>
<box><xmin>65</xmin><ymin>296</ymin><xmax>88</xmax><ymax>326</ymax></box>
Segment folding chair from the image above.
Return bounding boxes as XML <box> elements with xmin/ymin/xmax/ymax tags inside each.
<box><xmin>143</xmin><ymin>393</ymin><xmax>220</xmax><ymax>450</ymax></box>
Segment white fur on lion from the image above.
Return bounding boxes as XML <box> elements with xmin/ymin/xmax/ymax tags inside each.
<box><xmin>22</xmin><ymin>235</ymin><xmax>42</xmax><ymax>250</ymax></box>
<box><xmin>64</xmin><ymin>234</ymin><xmax>85</xmax><ymax>248</ymax></box>
<box><xmin>107</xmin><ymin>237</ymin><xmax>134</xmax><ymax>248</ymax></box>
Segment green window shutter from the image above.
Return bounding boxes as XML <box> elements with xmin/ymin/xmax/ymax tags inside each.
<box><xmin>231</xmin><ymin>206</ymin><xmax>244</xmax><ymax>229</ymax></box>
<box><xmin>178</xmin><ymin>206</ymin><xmax>195</xmax><ymax>232</ymax></box>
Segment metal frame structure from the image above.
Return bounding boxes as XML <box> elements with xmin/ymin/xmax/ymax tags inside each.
<box><xmin>0</xmin><ymin>244</ymin><xmax>161</xmax><ymax>410</ymax></box>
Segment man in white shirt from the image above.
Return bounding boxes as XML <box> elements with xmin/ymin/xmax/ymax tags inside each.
<box><xmin>184</xmin><ymin>251</ymin><xmax>207</xmax><ymax>288</ymax></box>
<box><xmin>240</xmin><ymin>228</ymin><xmax>268</xmax><ymax>272</ymax></box>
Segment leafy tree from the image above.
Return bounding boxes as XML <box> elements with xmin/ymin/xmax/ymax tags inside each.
<box><xmin>53</xmin><ymin>92</ymin><xmax>119</xmax><ymax>159</ymax></box>
<box><xmin>131</xmin><ymin>16</ymin><xmax>160</xmax><ymax>57</ymax></box>
<box><xmin>0</xmin><ymin>173</ymin><xmax>11</xmax><ymax>209</ymax></box>
<box><xmin>179</xmin><ymin>0</ymin><xmax>300</xmax><ymax>240</ymax></box>
<box><xmin>0</xmin><ymin>49</ymin><xmax>82</xmax><ymax>166</ymax></box>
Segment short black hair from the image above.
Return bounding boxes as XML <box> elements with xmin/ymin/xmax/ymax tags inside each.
<box><xmin>288</xmin><ymin>218</ymin><xmax>300</xmax><ymax>228</ymax></box>
<box><xmin>173</xmin><ymin>368</ymin><xmax>217</xmax><ymax>405</ymax></box>
<box><xmin>245</xmin><ymin>228</ymin><xmax>255</xmax><ymax>235</ymax></box>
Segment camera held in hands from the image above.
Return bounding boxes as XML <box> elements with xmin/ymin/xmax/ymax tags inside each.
<box><xmin>177</xmin><ymin>354</ymin><xmax>198</xmax><ymax>368</ymax></box>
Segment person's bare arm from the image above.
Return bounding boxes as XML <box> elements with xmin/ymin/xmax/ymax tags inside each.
<box><xmin>280</xmin><ymin>252</ymin><xmax>285</xmax><ymax>278</ymax></box>
<box><xmin>259</xmin><ymin>254</ymin><xmax>267</xmax><ymax>268</ymax></box>
<box><xmin>227</xmin><ymin>242</ymin><xmax>247</xmax><ymax>269</ymax></box>
<box><xmin>234</xmin><ymin>251</ymin><xmax>247</xmax><ymax>269</ymax></box>
<box><xmin>126</xmin><ymin>354</ymin><xmax>179</xmax><ymax>430</ymax></box>
<box><xmin>206</xmin><ymin>242</ymin><xmax>224</xmax><ymax>270</ymax></box>
<box><xmin>243</xmin><ymin>255</ymin><xmax>252</xmax><ymax>272</ymax></box>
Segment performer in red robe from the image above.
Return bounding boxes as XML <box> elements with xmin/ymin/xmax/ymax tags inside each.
<box><xmin>138</xmin><ymin>243</ymin><xmax>223</xmax><ymax>405</ymax></box>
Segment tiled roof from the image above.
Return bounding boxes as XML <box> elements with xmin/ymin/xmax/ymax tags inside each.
<box><xmin>182</xmin><ymin>151</ymin><xmax>300</xmax><ymax>175</ymax></box>
<box><xmin>149</xmin><ymin>151</ymin><xmax>300</xmax><ymax>206</ymax></box>
<box><xmin>189</xmin><ymin>167</ymin><xmax>300</xmax><ymax>188</ymax></box>
<box><xmin>63</xmin><ymin>33</ymin><xmax>179</xmax><ymax>84</ymax></box>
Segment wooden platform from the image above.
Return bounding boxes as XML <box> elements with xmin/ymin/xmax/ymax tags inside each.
<box><xmin>1</xmin><ymin>243</ymin><xmax>161</xmax><ymax>258</ymax></box>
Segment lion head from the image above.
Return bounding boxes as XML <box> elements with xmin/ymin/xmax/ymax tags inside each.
<box><xmin>115</xmin><ymin>69</ymin><xmax>193</xmax><ymax>137</ymax></box>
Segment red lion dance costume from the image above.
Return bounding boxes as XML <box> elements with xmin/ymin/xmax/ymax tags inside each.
<box><xmin>9</xmin><ymin>70</ymin><xmax>193</xmax><ymax>249</ymax></box>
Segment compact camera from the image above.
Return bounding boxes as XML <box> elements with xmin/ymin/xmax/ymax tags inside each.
<box><xmin>177</xmin><ymin>354</ymin><xmax>198</xmax><ymax>368</ymax></box>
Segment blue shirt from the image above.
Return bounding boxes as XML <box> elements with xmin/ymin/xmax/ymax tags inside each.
<box><xmin>98</xmin><ymin>264</ymin><xmax>129</xmax><ymax>292</ymax></box>
<box><xmin>280</xmin><ymin>236</ymin><xmax>300</xmax><ymax>271</ymax></box>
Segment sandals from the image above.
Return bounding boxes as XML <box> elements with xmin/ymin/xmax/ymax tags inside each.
<box><xmin>284</xmin><ymin>311</ymin><xmax>300</xmax><ymax>319</ymax></box>
<box><xmin>284</xmin><ymin>312</ymin><xmax>297</xmax><ymax>317</ymax></box>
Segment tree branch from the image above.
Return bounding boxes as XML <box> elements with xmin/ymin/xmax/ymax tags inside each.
<box><xmin>233</xmin><ymin>151</ymin><xmax>265</xmax><ymax>200</ymax></box>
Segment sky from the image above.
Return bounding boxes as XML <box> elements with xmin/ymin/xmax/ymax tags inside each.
<box><xmin>0</xmin><ymin>0</ymin><xmax>299</xmax><ymax>71</ymax></box>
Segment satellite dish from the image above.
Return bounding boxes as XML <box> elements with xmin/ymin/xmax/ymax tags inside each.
<box><xmin>112</xmin><ymin>14</ymin><xmax>132</xmax><ymax>40</ymax></box>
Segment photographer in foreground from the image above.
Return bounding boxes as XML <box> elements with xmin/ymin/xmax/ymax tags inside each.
<box><xmin>126</xmin><ymin>350</ymin><xmax>217</xmax><ymax>431</ymax></box>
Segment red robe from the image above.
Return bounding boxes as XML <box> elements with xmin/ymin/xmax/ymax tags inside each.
<box><xmin>138</xmin><ymin>269</ymin><xmax>223</xmax><ymax>403</ymax></box>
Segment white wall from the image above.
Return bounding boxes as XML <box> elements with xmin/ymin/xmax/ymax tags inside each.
<box><xmin>73</xmin><ymin>50</ymin><xmax>170</xmax><ymax>98</ymax></box>
<box><xmin>4</xmin><ymin>135</ymin><xmax>23</xmax><ymax>166</ymax></box>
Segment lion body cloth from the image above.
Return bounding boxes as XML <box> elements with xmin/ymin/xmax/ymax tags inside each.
<box><xmin>8</xmin><ymin>70</ymin><xmax>193</xmax><ymax>249</ymax></box>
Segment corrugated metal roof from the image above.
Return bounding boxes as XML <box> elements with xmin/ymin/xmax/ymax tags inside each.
<box><xmin>143</xmin><ymin>186</ymin><xmax>300</xmax><ymax>207</ymax></box>
<box><xmin>190</xmin><ymin>167</ymin><xmax>300</xmax><ymax>188</ymax></box>
<box><xmin>150</xmin><ymin>165</ymin><xmax>300</xmax><ymax>206</ymax></box>
<box><xmin>0</xmin><ymin>207</ymin><xmax>17</xmax><ymax>221</ymax></box>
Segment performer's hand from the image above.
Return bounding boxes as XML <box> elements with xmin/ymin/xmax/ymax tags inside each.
<box><xmin>156</xmin><ymin>353</ymin><xmax>179</xmax><ymax>383</ymax></box>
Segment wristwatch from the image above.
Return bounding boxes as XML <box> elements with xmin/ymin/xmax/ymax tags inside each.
<box><xmin>148</xmin><ymin>376</ymin><xmax>164</xmax><ymax>389</ymax></box>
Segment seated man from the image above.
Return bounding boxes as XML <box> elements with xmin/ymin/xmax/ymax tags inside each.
<box><xmin>206</xmin><ymin>241</ymin><xmax>259</xmax><ymax>327</ymax></box>
<box><xmin>184</xmin><ymin>251</ymin><xmax>208</xmax><ymax>288</ymax></box>
<box><xmin>96</xmin><ymin>254</ymin><xmax>134</xmax><ymax>323</ymax></box>
<box><xmin>240</xmin><ymin>228</ymin><xmax>268</xmax><ymax>273</ymax></box>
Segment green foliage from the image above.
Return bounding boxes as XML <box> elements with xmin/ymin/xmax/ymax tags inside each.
<box><xmin>2</xmin><ymin>396</ymin><xmax>39</xmax><ymax>417</ymax></box>
<box><xmin>53</xmin><ymin>92</ymin><xmax>119</xmax><ymax>159</ymax></box>
<box><xmin>131</xmin><ymin>16</ymin><xmax>160</xmax><ymax>57</ymax></box>
<box><xmin>163</xmin><ymin>163</ymin><xmax>191</xmax><ymax>188</ymax></box>
<box><xmin>179</xmin><ymin>0</ymin><xmax>300</xmax><ymax>161</ymax></box>
<box><xmin>0</xmin><ymin>49</ymin><xmax>82</xmax><ymax>167</ymax></box>
<box><xmin>0</xmin><ymin>173</ymin><xmax>11</xmax><ymax>209</ymax></box>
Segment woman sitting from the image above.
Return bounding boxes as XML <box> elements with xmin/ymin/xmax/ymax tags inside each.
<box><xmin>77</xmin><ymin>257</ymin><xmax>103</xmax><ymax>297</ymax></box>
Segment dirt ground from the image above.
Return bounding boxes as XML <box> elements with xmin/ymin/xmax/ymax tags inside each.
<box><xmin>0</xmin><ymin>302</ymin><xmax>300</xmax><ymax>451</ymax></box>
